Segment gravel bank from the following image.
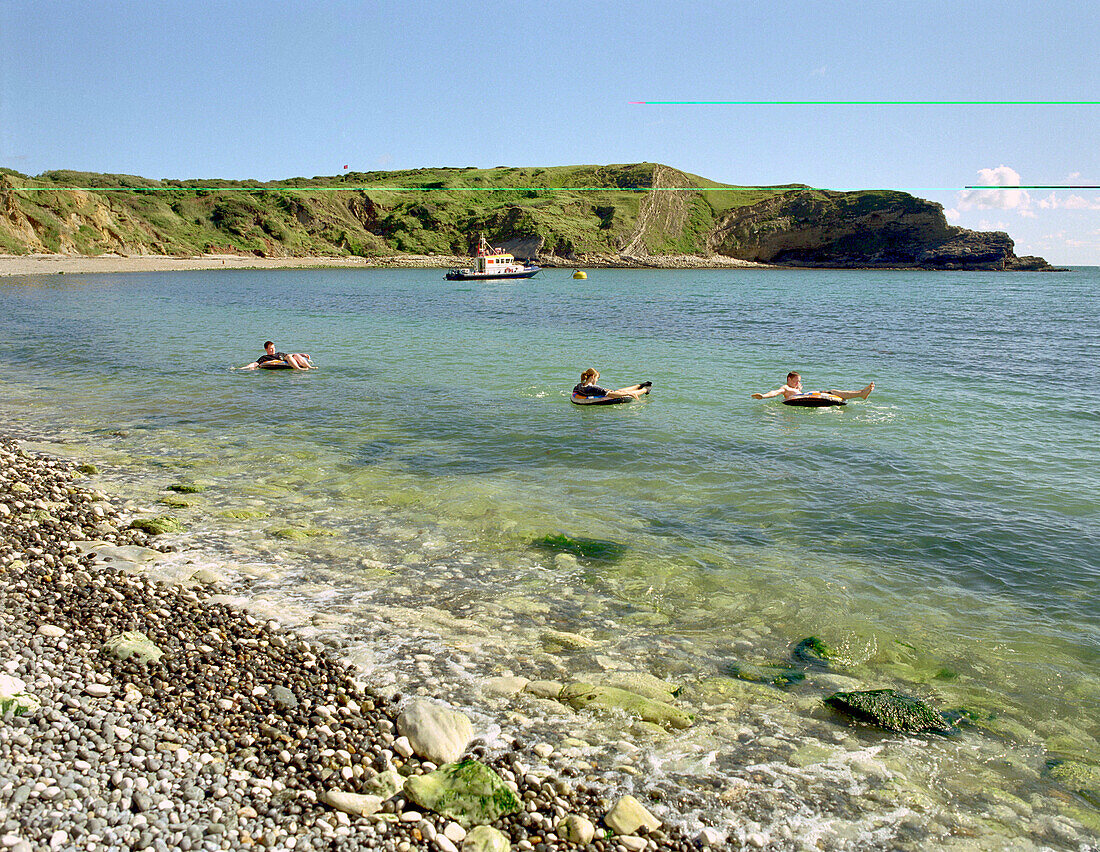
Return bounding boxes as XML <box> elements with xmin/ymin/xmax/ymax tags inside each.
<box><xmin>0</xmin><ymin>437</ymin><xmax>712</xmax><ymax>852</ymax></box>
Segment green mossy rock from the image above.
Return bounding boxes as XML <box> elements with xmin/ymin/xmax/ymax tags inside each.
<box><xmin>792</xmin><ymin>636</ymin><xmax>835</xmax><ymax>667</ymax></box>
<box><xmin>220</xmin><ymin>509</ymin><xmax>270</xmax><ymax>520</ymax></box>
<box><xmin>0</xmin><ymin>674</ymin><xmax>40</xmax><ymax>715</ymax></box>
<box><xmin>77</xmin><ymin>463</ymin><xmax>99</xmax><ymax>475</ymax></box>
<box><xmin>532</xmin><ymin>533</ymin><xmax>626</xmax><ymax>563</ymax></box>
<box><xmin>167</xmin><ymin>482</ymin><xmax>206</xmax><ymax>494</ymax></box>
<box><xmin>725</xmin><ymin>662</ymin><xmax>805</xmax><ymax>687</ymax></box>
<box><xmin>269</xmin><ymin>526</ymin><xmax>335</xmax><ymax>541</ymax></box>
<box><xmin>402</xmin><ymin>760</ymin><xmax>521</xmax><ymax>828</ymax></box>
<box><xmin>103</xmin><ymin>630</ymin><xmax>164</xmax><ymax>664</ymax></box>
<box><xmin>462</xmin><ymin>826</ymin><xmax>511</xmax><ymax>852</ymax></box>
<box><xmin>824</xmin><ymin>689</ymin><xmax>953</xmax><ymax>734</ymax></box>
<box><xmin>1048</xmin><ymin>761</ymin><xmax>1100</xmax><ymax>806</ymax></box>
<box><xmin>128</xmin><ymin>516</ymin><xmax>186</xmax><ymax>535</ymax></box>
<box><xmin>559</xmin><ymin>682</ymin><xmax>692</xmax><ymax>729</ymax></box>
<box><xmin>159</xmin><ymin>495</ymin><xmax>194</xmax><ymax>508</ymax></box>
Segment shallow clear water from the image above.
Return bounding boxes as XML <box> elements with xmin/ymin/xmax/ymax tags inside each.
<box><xmin>1</xmin><ymin>267</ymin><xmax>1098</xmax><ymax>849</ymax></box>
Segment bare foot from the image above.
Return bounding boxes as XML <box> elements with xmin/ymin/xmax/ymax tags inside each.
<box><xmin>860</xmin><ymin>382</ymin><xmax>874</xmax><ymax>399</ymax></box>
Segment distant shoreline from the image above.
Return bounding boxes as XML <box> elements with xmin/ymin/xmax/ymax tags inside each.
<box><xmin>0</xmin><ymin>252</ymin><xmax>770</xmax><ymax>277</ymax></box>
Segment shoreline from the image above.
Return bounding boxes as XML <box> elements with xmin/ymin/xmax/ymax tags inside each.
<box><xmin>0</xmin><ymin>253</ymin><xmax>770</xmax><ymax>277</ymax></box>
<box><xmin>0</xmin><ymin>434</ymin><xmax>708</xmax><ymax>852</ymax></box>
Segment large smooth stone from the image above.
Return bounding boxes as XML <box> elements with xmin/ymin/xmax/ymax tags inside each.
<box><xmin>403</xmin><ymin>760</ymin><xmax>521</xmax><ymax>828</ymax></box>
<box><xmin>103</xmin><ymin>631</ymin><xmax>164</xmax><ymax>664</ymax></box>
<box><xmin>127</xmin><ymin>516</ymin><xmax>185</xmax><ymax>536</ymax></box>
<box><xmin>319</xmin><ymin>790</ymin><xmax>384</xmax><ymax>817</ymax></box>
<box><xmin>556</xmin><ymin>814</ymin><xmax>595</xmax><ymax>845</ymax></box>
<box><xmin>604</xmin><ymin>795</ymin><xmax>661</xmax><ymax>835</ymax></box>
<box><xmin>824</xmin><ymin>689</ymin><xmax>953</xmax><ymax>734</ymax></box>
<box><xmin>462</xmin><ymin>825</ymin><xmax>510</xmax><ymax>852</ymax></box>
<box><xmin>397</xmin><ymin>699</ymin><xmax>474</xmax><ymax>764</ymax></box>
<box><xmin>559</xmin><ymin>682</ymin><xmax>692</xmax><ymax>729</ymax></box>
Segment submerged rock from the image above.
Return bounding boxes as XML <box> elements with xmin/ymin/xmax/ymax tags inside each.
<box><xmin>532</xmin><ymin>533</ymin><xmax>626</xmax><ymax>563</ymax></box>
<box><xmin>166</xmin><ymin>482</ymin><xmax>206</xmax><ymax>493</ymax></box>
<box><xmin>824</xmin><ymin>689</ymin><xmax>953</xmax><ymax>734</ymax></box>
<box><xmin>540</xmin><ymin>629</ymin><xmax>597</xmax><ymax>650</ymax></box>
<box><xmin>559</xmin><ymin>682</ymin><xmax>692</xmax><ymax>729</ymax></box>
<box><xmin>220</xmin><ymin>508</ymin><xmax>270</xmax><ymax>520</ymax></box>
<box><xmin>127</xmin><ymin>516</ymin><xmax>185</xmax><ymax>536</ymax></box>
<box><xmin>792</xmin><ymin>636</ymin><xmax>835</xmax><ymax>668</ymax></box>
<box><xmin>725</xmin><ymin>662</ymin><xmax>805</xmax><ymax>687</ymax></box>
<box><xmin>159</xmin><ymin>494</ymin><xmax>194</xmax><ymax>508</ymax></box>
<box><xmin>268</xmin><ymin>526</ymin><xmax>334</xmax><ymax>541</ymax></box>
<box><xmin>402</xmin><ymin>760</ymin><xmax>521</xmax><ymax>827</ymax></box>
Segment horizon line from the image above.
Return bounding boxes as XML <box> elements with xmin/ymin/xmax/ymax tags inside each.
<box><xmin>10</xmin><ymin>185</ymin><xmax>1100</xmax><ymax>193</ymax></box>
<box><xmin>630</xmin><ymin>100</ymin><xmax>1100</xmax><ymax>105</ymax></box>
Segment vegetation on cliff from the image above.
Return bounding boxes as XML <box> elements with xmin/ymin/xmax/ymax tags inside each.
<box><xmin>0</xmin><ymin>163</ymin><xmax>1050</xmax><ymax>269</ymax></box>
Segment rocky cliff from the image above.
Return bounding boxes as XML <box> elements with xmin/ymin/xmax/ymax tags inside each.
<box><xmin>709</xmin><ymin>189</ymin><xmax>1051</xmax><ymax>270</ymax></box>
<box><xmin>0</xmin><ymin>166</ymin><xmax>1053</xmax><ymax>270</ymax></box>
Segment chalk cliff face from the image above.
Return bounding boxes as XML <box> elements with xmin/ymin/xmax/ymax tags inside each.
<box><xmin>709</xmin><ymin>190</ymin><xmax>1052</xmax><ymax>270</ymax></box>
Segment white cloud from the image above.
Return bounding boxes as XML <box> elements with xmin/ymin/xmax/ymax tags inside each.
<box><xmin>810</xmin><ymin>65</ymin><xmax>827</xmax><ymax>77</ymax></box>
<box><xmin>944</xmin><ymin>208</ymin><xmax>960</xmax><ymax>222</ymax></box>
<box><xmin>1066</xmin><ymin>171</ymin><xmax>1082</xmax><ymax>181</ymax></box>
<box><xmin>1036</xmin><ymin>191</ymin><xmax>1100</xmax><ymax>211</ymax></box>
<box><xmin>957</xmin><ymin>165</ymin><xmax>1031</xmax><ymax>213</ymax></box>
<box><xmin>977</xmin><ymin>219</ymin><xmax>1010</xmax><ymax>231</ymax></box>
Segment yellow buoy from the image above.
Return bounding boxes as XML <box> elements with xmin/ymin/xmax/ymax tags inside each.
<box><xmin>572</xmin><ymin>269</ymin><xmax>587</xmax><ymax>280</ymax></box>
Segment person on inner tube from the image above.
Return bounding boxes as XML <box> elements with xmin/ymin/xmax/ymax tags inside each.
<box><xmin>239</xmin><ymin>341</ymin><xmax>314</xmax><ymax>370</ymax></box>
<box><xmin>752</xmin><ymin>371</ymin><xmax>873</xmax><ymax>401</ymax></box>
<box><xmin>572</xmin><ymin>368</ymin><xmax>651</xmax><ymax>401</ymax></box>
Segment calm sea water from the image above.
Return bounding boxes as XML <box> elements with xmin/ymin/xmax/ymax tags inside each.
<box><xmin>1</xmin><ymin>267</ymin><xmax>1098</xmax><ymax>849</ymax></box>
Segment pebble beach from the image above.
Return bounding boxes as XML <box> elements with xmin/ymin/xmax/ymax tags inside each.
<box><xmin>0</xmin><ymin>436</ymin><xmax>707</xmax><ymax>852</ymax></box>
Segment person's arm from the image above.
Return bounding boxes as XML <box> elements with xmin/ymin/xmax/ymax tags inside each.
<box><xmin>238</xmin><ymin>361</ymin><xmax>260</xmax><ymax>370</ymax></box>
<box><xmin>752</xmin><ymin>386</ymin><xmax>787</xmax><ymax>399</ymax></box>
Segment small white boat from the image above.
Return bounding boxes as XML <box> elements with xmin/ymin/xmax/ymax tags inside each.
<box><xmin>446</xmin><ymin>236</ymin><xmax>540</xmax><ymax>281</ymax></box>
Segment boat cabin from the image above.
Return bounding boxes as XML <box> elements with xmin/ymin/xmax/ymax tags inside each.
<box><xmin>474</xmin><ymin>236</ymin><xmax>519</xmax><ymax>274</ymax></box>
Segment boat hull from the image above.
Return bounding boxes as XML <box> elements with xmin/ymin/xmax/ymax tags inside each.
<box><xmin>445</xmin><ymin>267</ymin><xmax>540</xmax><ymax>281</ymax></box>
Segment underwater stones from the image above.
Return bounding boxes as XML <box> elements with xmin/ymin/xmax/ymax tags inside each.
<box><xmin>461</xmin><ymin>825</ymin><xmax>510</xmax><ymax>852</ymax></box>
<box><xmin>792</xmin><ymin>636</ymin><xmax>835</xmax><ymax>667</ymax></box>
<box><xmin>591</xmin><ymin>671</ymin><xmax>681</xmax><ymax>701</ymax></box>
<box><xmin>166</xmin><ymin>482</ymin><xmax>206</xmax><ymax>493</ymax></box>
<box><xmin>524</xmin><ymin>679</ymin><xmax>563</xmax><ymax>699</ymax></box>
<box><xmin>604</xmin><ymin>794</ymin><xmax>661</xmax><ymax>835</ymax></box>
<box><xmin>319</xmin><ymin>789</ymin><xmax>385</xmax><ymax>817</ymax></box>
<box><xmin>103</xmin><ymin>630</ymin><xmax>164</xmax><ymax>664</ymax></box>
<box><xmin>725</xmin><ymin>662</ymin><xmax>805</xmax><ymax>687</ymax></box>
<box><xmin>397</xmin><ymin>698</ymin><xmax>474</xmax><ymax>764</ymax></box>
<box><xmin>483</xmin><ymin>676</ymin><xmax>529</xmax><ymax>696</ymax></box>
<box><xmin>127</xmin><ymin>516</ymin><xmax>185</xmax><ymax>536</ymax></box>
<box><xmin>159</xmin><ymin>494</ymin><xmax>194</xmax><ymax>508</ymax></box>
<box><xmin>1048</xmin><ymin>761</ymin><xmax>1100</xmax><ymax>806</ymax></box>
<box><xmin>402</xmin><ymin>760</ymin><xmax>521</xmax><ymax>828</ymax></box>
<box><xmin>0</xmin><ymin>674</ymin><xmax>40</xmax><ymax>715</ymax></box>
<box><xmin>824</xmin><ymin>689</ymin><xmax>953</xmax><ymax>734</ymax></box>
<box><xmin>76</xmin><ymin>463</ymin><xmax>99</xmax><ymax>475</ymax></box>
<box><xmin>556</xmin><ymin>814</ymin><xmax>596</xmax><ymax>844</ymax></box>
<box><xmin>559</xmin><ymin>682</ymin><xmax>692</xmax><ymax>729</ymax></box>
<box><xmin>268</xmin><ymin>526</ymin><xmax>334</xmax><ymax>541</ymax></box>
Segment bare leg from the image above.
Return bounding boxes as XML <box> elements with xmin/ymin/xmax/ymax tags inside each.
<box><xmin>828</xmin><ymin>382</ymin><xmax>874</xmax><ymax>400</ymax></box>
<box><xmin>287</xmin><ymin>354</ymin><xmax>312</xmax><ymax>369</ymax></box>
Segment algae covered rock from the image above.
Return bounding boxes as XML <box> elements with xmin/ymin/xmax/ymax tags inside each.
<box><xmin>221</xmin><ymin>509</ymin><xmax>270</xmax><ymax>520</ymax></box>
<box><xmin>77</xmin><ymin>463</ymin><xmax>99</xmax><ymax>475</ymax></box>
<box><xmin>532</xmin><ymin>533</ymin><xmax>626</xmax><ymax>563</ymax></box>
<box><xmin>724</xmin><ymin>662</ymin><xmax>805</xmax><ymax>687</ymax></box>
<box><xmin>560</xmin><ymin>682</ymin><xmax>692</xmax><ymax>729</ymax></box>
<box><xmin>128</xmin><ymin>516</ymin><xmax>185</xmax><ymax>535</ymax></box>
<box><xmin>167</xmin><ymin>482</ymin><xmax>206</xmax><ymax>493</ymax></box>
<box><xmin>792</xmin><ymin>636</ymin><xmax>835</xmax><ymax>667</ymax></box>
<box><xmin>103</xmin><ymin>630</ymin><xmax>164</xmax><ymax>664</ymax></box>
<box><xmin>402</xmin><ymin>760</ymin><xmax>521</xmax><ymax>827</ymax></box>
<box><xmin>1048</xmin><ymin>761</ymin><xmax>1100</xmax><ymax>807</ymax></box>
<box><xmin>159</xmin><ymin>495</ymin><xmax>194</xmax><ymax>508</ymax></box>
<box><xmin>0</xmin><ymin>674</ymin><xmax>40</xmax><ymax>715</ymax></box>
<box><xmin>824</xmin><ymin>689</ymin><xmax>953</xmax><ymax>734</ymax></box>
<box><xmin>269</xmin><ymin>526</ymin><xmax>335</xmax><ymax>541</ymax></box>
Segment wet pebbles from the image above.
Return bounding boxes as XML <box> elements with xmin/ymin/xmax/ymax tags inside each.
<box><xmin>0</xmin><ymin>438</ymin><xmax>699</xmax><ymax>851</ymax></box>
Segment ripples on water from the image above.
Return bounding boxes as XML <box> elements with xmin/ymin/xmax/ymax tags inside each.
<box><xmin>2</xmin><ymin>267</ymin><xmax>1098</xmax><ymax>848</ymax></box>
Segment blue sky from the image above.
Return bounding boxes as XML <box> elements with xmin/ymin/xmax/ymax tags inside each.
<box><xmin>2</xmin><ymin>0</ymin><xmax>1098</xmax><ymax>262</ymax></box>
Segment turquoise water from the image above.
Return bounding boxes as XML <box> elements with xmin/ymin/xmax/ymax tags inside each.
<box><xmin>1</xmin><ymin>267</ymin><xmax>1098</xmax><ymax>849</ymax></box>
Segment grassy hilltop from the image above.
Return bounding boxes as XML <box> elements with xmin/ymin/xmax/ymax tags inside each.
<box><xmin>0</xmin><ymin>163</ymin><xmax>1049</xmax><ymax>269</ymax></box>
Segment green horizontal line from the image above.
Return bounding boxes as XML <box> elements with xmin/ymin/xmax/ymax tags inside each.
<box><xmin>631</xmin><ymin>100</ymin><xmax>1099</xmax><ymax>105</ymax></box>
